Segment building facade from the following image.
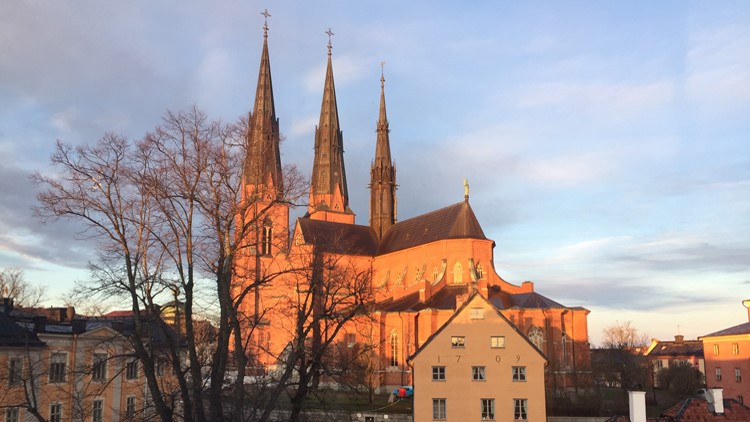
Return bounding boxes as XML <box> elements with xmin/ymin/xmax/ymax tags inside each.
<box><xmin>644</xmin><ymin>335</ymin><xmax>705</xmax><ymax>388</ymax></box>
<box><xmin>234</xmin><ymin>24</ymin><xmax>592</xmax><ymax>395</ymax></box>
<box><xmin>410</xmin><ymin>292</ymin><xmax>547</xmax><ymax>421</ymax></box>
<box><xmin>700</xmin><ymin>303</ymin><xmax>750</xmax><ymax>403</ymax></box>
<box><xmin>0</xmin><ymin>300</ymin><xmax>180</xmax><ymax>422</ymax></box>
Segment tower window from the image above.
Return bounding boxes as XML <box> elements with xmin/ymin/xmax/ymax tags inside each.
<box><xmin>261</xmin><ymin>223</ymin><xmax>272</xmax><ymax>256</ymax></box>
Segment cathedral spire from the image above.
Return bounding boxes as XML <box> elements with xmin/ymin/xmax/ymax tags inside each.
<box><xmin>244</xmin><ymin>9</ymin><xmax>282</xmax><ymax>198</ymax></box>
<box><xmin>308</xmin><ymin>29</ymin><xmax>353</xmax><ymax>222</ymax></box>
<box><xmin>370</xmin><ymin>63</ymin><xmax>397</xmax><ymax>239</ymax></box>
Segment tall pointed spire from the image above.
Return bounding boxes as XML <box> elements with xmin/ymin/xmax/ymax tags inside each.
<box><xmin>370</xmin><ymin>63</ymin><xmax>397</xmax><ymax>239</ymax></box>
<box><xmin>244</xmin><ymin>9</ymin><xmax>282</xmax><ymax>198</ymax></box>
<box><xmin>308</xmin><ymin>29</ymin><xmax>353</xmax><ymax>223</ymax></box>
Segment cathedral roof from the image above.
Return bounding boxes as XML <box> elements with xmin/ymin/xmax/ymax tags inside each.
<box><xmin>378</xmin><ymin>285</ymin><xmax>469</xmax><ymax>312</ymax></box>
<box><xmin>378</xmin><ymin>201</ymin><xmax>487</xmax><ymax>254</ymax></box>
<box><xmin>297</xmin><ymin>218</ymin><xmax>378</xmax><ymax>256</ymax></box>
<box><xmin>506</xmin><ymin>292</ymin><xmax>566</xmax><ymax>309</ymax></box>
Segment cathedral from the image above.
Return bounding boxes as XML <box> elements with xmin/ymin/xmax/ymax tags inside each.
<box><xmin>235</xmin><ymin>21</ymin><xmax>591</xmax><ymax>395</ymax></box>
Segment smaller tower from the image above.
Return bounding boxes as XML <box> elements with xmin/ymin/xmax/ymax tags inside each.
<box><xmin>369</xmin><ymin>63</ymin><xmax>397</xmax><ymax>239</ymax></box>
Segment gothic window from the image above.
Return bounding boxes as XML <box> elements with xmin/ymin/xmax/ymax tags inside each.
<box><xmin>261</xmin><ymin>222</ymin><xmax>272</xmax><ymax>256</ymax></box>
<box><xmin>476</xmin><ymin>263</ymin><xmax>485</xmax><ymax>279</ymax></box>
<box><xmin>528</xmin><ymin>326</ymin><xmax>544</xmax><ymax>350</ymax></box>
<box><xmin>433</xmin><ymin>266</ymin><xmax>439</xmax><ymax>281</ymax></box>
<box><xmin>453</xmin><ymin>261</ymin><xmax>463</xmax><ymax>284</ymax></box>
<box><xmin>390</xmin><ymin>331</ymin><xmax>399</xmax><ymax>367</ymax></box>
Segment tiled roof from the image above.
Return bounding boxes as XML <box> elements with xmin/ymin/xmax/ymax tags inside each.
<box><xmin>646</xmin><ymin>340</ymin><xmax>703</xmax><ymax>358</ymax></box>
<box><xmin>378</xmin><ymin>201</ymin><xmax>486</xmax><ymax>254</ymax></box>
<box><xmin>661</xmin><ymin>398</ymin><xmax>750</xmax><ymax>421</ymax></box>
<box><xmin>701</xmin><ymin>321</ymin><xmax>750</xmax><ymax>338</ymax></box>
<box><xmin>0</xmin><ymin>312</ymin><xmax>45</xmax><ymax>348</ymax></box>
<box><xmin>297</xmin><ymin>218</ymin><xmax>378</xmax><ymax>256</ymax></box>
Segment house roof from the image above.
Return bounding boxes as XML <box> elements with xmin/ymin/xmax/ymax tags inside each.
<box><xmin>645</xmin><ymin>339</ymin><xmax>704</xmax><ymax>358</ymax></box>
<box><xmin>378</xmin><ymin>201</ymin><xmax>487</xmax><ymax>254</ymax></box>
<box><xmin>662</xmin><ymin>398</ymin><xmax>750</xmax><ymax>421</ymax></box>
<box><xmin>701</xmin><ymin>321</ymin><xmax>750</xmax><ymax>338</ymax></box>
<box><xmin>0</xmin><ymin>312</ymin><xmax>45</xmax><ymax>348</ymax></box>
<box><xmin>408</xmin><ymin>291</ymin><xmax>548</xmax><ymax>363</ymax></box>
<box><xmin>297</xmin><ymin>218</ymin><xmax>378</xmax><ymax>256</ymax></box>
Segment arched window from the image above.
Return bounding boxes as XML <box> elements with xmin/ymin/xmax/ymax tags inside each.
<box><xmin>390</xmin><ymin>331</ymin><xmax>399</xmax><ymax>367</ymax></box>
<box><xmin>453</xmin><ymin>261</ymin><xmax>463</xmax><ymax>284</ymax></box>
<box><xmin>528</xmin><ymin>326</ymin><xmax>544</xmax><ymax>350</ymax></box>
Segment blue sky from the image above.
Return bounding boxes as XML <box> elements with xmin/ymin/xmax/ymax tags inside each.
<box><xmin>1</xmin><ymin>1</ymin><xmax>748</xmax><ymax>345</ymax></box>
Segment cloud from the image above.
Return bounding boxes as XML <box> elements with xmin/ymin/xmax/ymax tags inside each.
<box><xmin>0</xmin><ymin>164</ymin><xmax>93</xmax><ymax>270</ymax></box>
<box><xmin>516</xmin><ymin>79</ymin><xmax>675</xmax><ymax>117</ymax></box>
<box><xmin>685</xmin><ymin>25</ymin><xmax>750</xmax><ymax>109</ymax></box>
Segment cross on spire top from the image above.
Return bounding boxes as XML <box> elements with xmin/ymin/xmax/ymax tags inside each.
<box><xmin>380</xmin><ymin>61</ymin><xmax>386</xmax><ymax>87</ymax></box>
<box><xmin>261</xmin><ymin>9</ymin><xmax>271</xmax><ymax>38</ymax></box>
<box><xmin>326</xmin><ymin>28</ymin><xmax>335</xmax><ymax>55</ymax></box>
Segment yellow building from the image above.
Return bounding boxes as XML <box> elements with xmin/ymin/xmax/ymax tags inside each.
<box><xmin>409</xmin><ymin>292</ymin><xmax>547</xmax><ymax>421</ymax></box>
<box><xmin>1</xmin><ymin>301</ymin><xmax>180</xmax><ymax>422</ymax></box>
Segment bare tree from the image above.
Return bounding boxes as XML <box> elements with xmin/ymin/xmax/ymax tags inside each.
<box><xmin>598</xmin><ymin>321</ymin><xmax>650</xmax><ymax>400</ymax></box>
<box><xmin>33</xmin><ymin>107</ymin><xmax>307</xmax><ymax>422</ymax></box>
<box><xmin>0</xmin><ymin>268</ymin><xmax>44</xmax><ymax>308</ymax></box>
<box><xmin>281</xmin><ymin>249</ymin><xmax>375</xmax><ymax>422</ymax></box>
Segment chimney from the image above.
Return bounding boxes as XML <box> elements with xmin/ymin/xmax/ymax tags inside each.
<box><xmin>628</xmin><ymin>391</ymin><xmax>647</xmax><ymax>422</ymax></box>
<box><xmin>706</xmin><ymin>388</ymin><xmax>724</xmax><ymax>415</ymax></box>
<box><xmin>674</xmin><ymin>334</ymin><xmax>684</xmax><ymax>343</ymax></box>
<box><xmin>0</xmin><ymin>297</ymin><xmax>13</xmax><ymax>314</ymax></box>
<box><xmin>743</xmin><ymin>299</ymin><xmax>750</xmax><ymax>322</ymax></box>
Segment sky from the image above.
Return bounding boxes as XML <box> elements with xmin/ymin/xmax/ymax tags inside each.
<box><xmin>1</xmin><ymin>1</ymin><xmax>748</xmax><ymax>346</ymax></box>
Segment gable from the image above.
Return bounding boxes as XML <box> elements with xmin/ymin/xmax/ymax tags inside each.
<box><xmin>410</xmin><ymin>292</ymin><xmax>547</xmax><ymax>363</ymax></box>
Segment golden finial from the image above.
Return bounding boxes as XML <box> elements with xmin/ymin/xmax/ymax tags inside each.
<box><xmin>464</xmin><ymin>179</ymin><xmax>469</xmax><ymax>200</ymax></box>
<box><xmin>261</xmin><ymin>9</ymin><xmax>271</xmax><ymax>38</ymax></box>
<box><xmin>326</xmin><ymin>28</ymin><xmax>335</xmax><ymax>55</ymax></box>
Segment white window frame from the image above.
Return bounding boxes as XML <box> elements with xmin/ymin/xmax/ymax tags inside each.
<box><xmin>49</xmin><ymin>403</ymin><xmax>62</xmax><ymax>422</ymax></box>
<box><xmin>126</xmin><ymin>359</ymin><xmax>138</xmax><ymax>380</ymax></box>
<box><xmin>491</xmin><ymin>336</ymin><xmax>505</xmax><ymax>348</ymax></box>
<box><xmin>126</xmin><ymin>396</ymin><xmax>137</xmax><ymax>417</ymax></box>
<box><xmin>513</xmin><ymin>366</ymin><xmax>526</xmax><ymax>381</ymax></box>
<box><xmin>432</xmin><ymin>398</ymin><xmax>446</xmax><ymax>420</ymax></box>
<box><xmin>92</xmin><ymin>399</ymin><xmax>103</xmax><ymax>422</ymax></box>
<box><xmin>8</xmin><ymin>356</ymin><xmax>23</xmax><ymax>386</ymax></box>
<box><xmin>513</xmin><ymin>398</ymin><xmax>528</xmax><ymax>421</ymax></box>
<box><xmin>48</xmin><ymin>352</ymin><xmax>67</xmax><ymax>384</ymax></box>
<box><xmin>432</xmin><ymin>366</ymin><xmax>446</xmax><ymax>381</ymax></box>
<box><xmin>481</xmin><ymin>398</ymin><xmax>495</xmax><ymax>420</ymax></box>
<box><xmin>92</xmin><ymin>353</ymin><xmax>107</xmax><ymax>382</ymax></box>
<box><xmin>5</xmin><ymin>408</ymin><xmax>19</xmax><ymax>422</ymax></box>
<box><xmin>472</xmin><ymin>366</ymin><xmax>486</xmax><ymax>381</ymax></box>
<box><xmin>451</xmin><ymin>336</ymin><xmax>465</xmax><ymax>348</ymax></box>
